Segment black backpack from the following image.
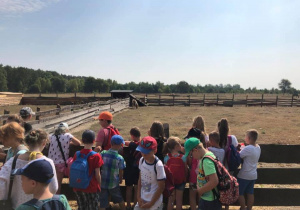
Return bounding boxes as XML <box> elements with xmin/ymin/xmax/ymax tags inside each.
<box><xmin>22</xmin><ymin>195</ymin><xmax>66</xmax><ymax>210</ymax></box>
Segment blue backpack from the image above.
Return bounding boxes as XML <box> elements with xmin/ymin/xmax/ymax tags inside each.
<box><xmin>69</xmin><ymin>151</ymin><xmax>97</xmax><ymax>189</ymax></box>
<box><xmin>23</xmin><ymin>195</ymin><xmax>66</xmax><ymax>210</ymax></box>
<box><xmin>225</xmin><ymin>136</ymin><xmax>242</xmax><ymax>172</ymax></box>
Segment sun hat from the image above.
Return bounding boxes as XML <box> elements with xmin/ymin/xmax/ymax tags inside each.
<box><xmin>98</xmin><ymin>111</ymin><xmax>113</xmax><ymax>121</ymax></box>
<box><xmin>12</xmin><ymin>159</ymin><xmax>54</xmax><ymax>184</ymax></box>
<box><xmin>20</xmin><ymin>107</ymin><xmax>35</xmax><ymax>117</ymax></box>
<box><xmin>136</xmin><ymin>136</ymin><xmax>157</xmax><ymax>154</ymax></box>
<box><xmin>111</xmin><ymin>135</ymin><xmax>125</xmax><ymax>145</ymax></box>
<box><xmin>58</xmin><ymin>122</ymin><xmax>69</xmax><ymax>130</ymax></box>
<box><xmin>184</xmin><ymin>137</ymin><xmax>200</xmax><ymax>158</ymax></box>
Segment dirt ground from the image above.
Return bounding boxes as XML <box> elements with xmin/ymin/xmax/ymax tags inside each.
<box><xmin>72</xmin><ymin>106</ymin><xmax>300</xmax><ymax>144</ymax></box>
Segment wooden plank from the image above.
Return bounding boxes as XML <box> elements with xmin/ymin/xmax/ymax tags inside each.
<box><xmin>256</xmin><ymin>168</ymin><xmax>300</xmax><ymax>184</ymax></box>
<box><xmin>254</xmin><ymin>188</ymin><xmax>300</xmax><ymax>206</ymax></box>
<box><xmin>259</xmin><ymin>144</ymin><xmax>300</xmax><ymax>163</ymax></box>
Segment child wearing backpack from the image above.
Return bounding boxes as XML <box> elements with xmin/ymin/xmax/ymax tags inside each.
<box><xmin>95</xmin><ymin>111</ymin><xmax>120</xmax><ymax>152</ymax></box>
<box><xmin>70</xmin><ymin>130</ymin><xmax>104</xmax><ymax>210</ymax></box>
<box><xmin>163</xmin><ymin>137</ymin><xmax>187</xmax><ymax>210</ymax></box>
<box><xmin>184</xmin><ymin>137</ymin><xmax>221</xmax><ymax>210</ymax></box>
<box><xmin>99</xmin><ymin>135</ymin><xmax>126</xmax><ymax>210</ymax></box>
<box><xmin>148</xmin><ymin>121</ymin><xmax>166</xmax><ymax>162</ymax></box>
<box><xmin>124</xmin><ymin>127</ymin><xmax>142</xmax><ymax>210</ymax></box>
<box><xmin>208</xmin><ymin>132</ymin><xmax>225</xmax><ymax>164</ymax></box>
<box><xmin>14</xmin><ymin>159</ymin><xmax>71</xmax><ymax>210</ymax></box>
<box><xmin>237</xmin><ymin>129</ymin><xmax>261</xmax><ymax>210</ymax></box>
<box><xmin>135</xmin><ymin>136</ymin><xmax>166</xmax><ymax>210</ymax></box>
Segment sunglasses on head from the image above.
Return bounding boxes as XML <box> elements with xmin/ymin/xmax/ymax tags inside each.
<box><xmin>141</xmin><ymin>139</ymin><xmax>153</xmax><ymax>148</ymax></box>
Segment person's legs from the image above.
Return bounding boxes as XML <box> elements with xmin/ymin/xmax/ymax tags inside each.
<box><xmin>110</xmin><ymin>186</ymin><xmax>126</xmax><ymax>210</ymax></box>
<box><xmin>189</xmin><ymin>187</ymin><xmax>197</xmax><ymax>210</ymax></box>
<box><xmin>175</xmin><ymin>189</ymin><xmax>184</xmax><ymax>210</ymax></box>
<box><xmin>167</xmin><ymin>191</ymin><xmax>175</xmax><ymax>210</ymax></box>
<box><xmin>246</xmin><ymin>194</ymin><xmax>254</xmax><ymax>210</ymax></box>
<box><xmin>55</xmin><ymin>164</ymin><xmax>64</xmax><ymax>194</ymax></box>
<box><xmin>133</xmin><ymin>185</ymin><xmax>138</xmax><ymax>206</ymax></box>
<box><xmin>126</xmin><ymin>186</ymin><xmax>133</xmax><ymax>209</ymax></box>
<box><xmin>237</xmin><ymin>178</ymin><xmax>249</xmax><ymax>210</ymax></box>
<box><xmin>245</xmin><ymin>180</ymin><xmax>256</xmax><ymax>210</ymax></box>
<box><xmin>198</xmin><ymin>198</ymin><xmax>222</xmax><ymax>210</ymax></box>
<box><xmin>99</xmin><ymin>188</ymin><xmax>109</xmax><ymax>210</ymax></box>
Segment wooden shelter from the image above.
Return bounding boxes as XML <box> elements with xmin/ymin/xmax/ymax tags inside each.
<box><xmin>110</xmin><ymin>90</ymin><xmax>133</xmax><ymax>99</ymax></box>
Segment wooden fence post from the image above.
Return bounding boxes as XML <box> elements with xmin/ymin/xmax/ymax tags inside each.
<box><xmin>163</xmin><ymin>123</ymin><xmax>169</xmax><ymax>138</ymax></box>
<box><xmin>261</xmin><ymin>94</ymin><xmax>264</xmax><ymax>107</ymax></box>
<box><xmin>246</xmin><ymin>95</ymin><xmax>248</xmax><ymax>107</ymax></box>
<box><xmin>159</xmin><ymin>95</ymin><xmax>161</xmax><ymax>106</ymax></box>
<box><xmin>75</xmin><ymin>92</ymin><xmax>77</xmax><ymax>98</ymax></box>
<box><xmin>217</xmin><ymin>94</ymin><xmax>219</xmax><ymax>105</ymax></box>
<box><xmin>56</xmin><ymin>104</ymin><xmax>61</xmax><ymax>115</ymax></box>
<box><xmin>291</xmin><ymin>95</ymin><xmax>294</xmax><ymax>107</ymax></box>
<box><xmin>173</xmin><ymin>95</ymin><xmax>175</xmax><ymax>106</ymax></box>
<box><xmin>39</xmin><ymin>92</ymin><xmax>41</xmax><ymax>97</ymax></box>
<box><xmin>188</xmin><ymin>95</ymin><xmax>191</xmax><ymax>106</ymax></box>
<box><xmin>232</xmin><ymin>94</ymin><xmax>235</xmax><ymax>106</ymax></box>
<box><xmin>203</xmin><ymin>94</ymin><xmax>206</xmax><ymax>106</ymax></box>
<box><xmin>36</xmin><ymin>107</ymin><xmax>40</xmax><ymax>120</ymax></box>
<box><xmin>276</xmin><ymin>95</ymin><xmax>278</xmax><ymax>107</ymax></box>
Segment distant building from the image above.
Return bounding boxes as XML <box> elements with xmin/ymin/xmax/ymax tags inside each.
<box><xmin>110</xmin><ymin>90</ymin><xmax>133</xmax><ymax>99</ymax></box>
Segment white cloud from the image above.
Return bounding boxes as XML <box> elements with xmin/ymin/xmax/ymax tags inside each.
<box><xmin>0</xmin><ymin>0</ymin><xmax>60</xmax><ymax>14</ymax></box>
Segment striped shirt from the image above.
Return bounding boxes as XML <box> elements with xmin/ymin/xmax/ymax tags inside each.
<box><xmin>100</xmin><ymin>149</ymin><xmax>126</xmax><ymax>189</ymax></box>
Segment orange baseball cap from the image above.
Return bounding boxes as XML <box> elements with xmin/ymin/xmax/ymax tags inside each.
<box><xmin>98</xmin><ymin>111</ymin><xmax>113</xmax><ymax>120</ymax></box>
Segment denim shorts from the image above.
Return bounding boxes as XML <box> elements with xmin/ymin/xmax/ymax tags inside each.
<box><xmin>99</xmin><ymin>186</ymin><xmax>124</xmax><ymax>208</ymax></box>
<box><xmin>238</xmin><ymin>178</ymin><xmax>256</xmax><ymax>195</ymax></box>
<box><xmin>175</xmin><ymin>182</ymin><xmax>186</xmax><ymax>191</ymax></box>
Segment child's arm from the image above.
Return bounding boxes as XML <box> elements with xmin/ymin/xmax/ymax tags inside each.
<box><xmin>141</xmin><ymin>180</ymin><xmax>165</xmax><ymax>209</ymax></box>
<box><xmin>197</xmin><ymin>173</ymin><xmax>218</xmax><ymax>196</ymax></box>
<box><xmin>95</xmin><ymin>168</ymin><xmax>101</xmax><ymax>189</ymax></box>
<box><xmin>70</xmin><ymin>136</ymin><xmax>81</xmax><ymax>146</ymax></box>
<box><xmin>137</xmin><ymin>173</ymin><xmax>144</xmax><ymax>206</ymax></box>
<box><xmin>119</xmin><ymin>169</ymin><xmax>123</xmax><ymax>184</ymax></box>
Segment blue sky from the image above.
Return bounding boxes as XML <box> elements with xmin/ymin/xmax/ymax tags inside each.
<box><xmin>0</xmin><ymin>0</ymin><xmax>299</xmax><ymax>89</ymax></box>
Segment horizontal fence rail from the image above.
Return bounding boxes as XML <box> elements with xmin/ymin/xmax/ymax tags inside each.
<box><xmin>142</xmin><ymin>94</ymin><xmax>300</xmax><ymax>107</ymax></box>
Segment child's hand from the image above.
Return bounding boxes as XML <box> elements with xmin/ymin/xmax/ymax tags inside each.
<box><xmin>94</xmin><ymin>146</ymin><xmax>102</xmax><ymax>153</ymax></box>
<box><xmin>141</xmin><ymin>201</ymin><xmax>153</xmax><ymax>209</ymax></box>
<box><xmin>137</xmin><ymin>197</ymin><xmax>144</xmax><ymax>207</ymax></box>
<box><xmin>197</xmin><ymin>185</ymin><xmax>203</xmax><ymax>197</ymax></box>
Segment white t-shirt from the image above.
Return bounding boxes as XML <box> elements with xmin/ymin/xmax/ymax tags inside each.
<box><xmin>230</xmin><ymin>135</ymin><xmax>239</xmax><ymax>147</ymax></box>
<box><xmin>237</xmin><ymin>144</ymin><xmax>261</xmax><ymax>180</ymax></box>
<box><xmin>48</xmin><ymin>133</ymin><xmax>74</xmax><ymax>165</ymax></box>
<box><xmin>208</xmin><ymin>147</ymin><xmax>225</xmax><ymax>164</ymax></box>
<box><xmin>138</xmin><ymin>157</ymin><xmax>166</xmax><ymax>210</ymax></box>
<box><xmin>0</xmin><ymin>156</ymin><xmax>58</xmax><ymax>209</ymax></box>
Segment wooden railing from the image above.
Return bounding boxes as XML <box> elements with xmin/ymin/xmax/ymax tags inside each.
<box><xmin>143</xmin><ymin>94</ymin><xmax>300</xmax><ymax>107</ymax></box>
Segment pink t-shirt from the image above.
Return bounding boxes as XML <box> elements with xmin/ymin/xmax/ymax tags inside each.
<box><xmin>96</xmin><ymin>128</ymin><xmax>109</xmax><ymax>145</ymax></box>
<box><xmin>189</xmin><ymin>158</ymin><xmax>199</xmax><ymax>183</ymax></box>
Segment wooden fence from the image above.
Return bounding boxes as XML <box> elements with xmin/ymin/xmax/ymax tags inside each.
<box><xmin>143</xmin><ymin>94</ymin><xmax>300</xmax><ymax>107</ymax></box>
<box><xmin>1</xmin><ymin>98</ymin><xmax>129</xmax><ymax>134</ymax></box>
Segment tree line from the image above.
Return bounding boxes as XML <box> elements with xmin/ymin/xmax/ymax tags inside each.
<box><xmin>0</xmin><ymin>64</ymin><xmax>298</xmax><ymax>95</ymax></box>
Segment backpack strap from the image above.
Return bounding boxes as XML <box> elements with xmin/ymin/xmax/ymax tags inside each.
<box><xmin>201</xmin><ymin>156</ymin><xmax>220</xmax><ymax>200</ymax></box>
<box><xmin>7</xmin><ymin>154</ymin><xmax>20</xmax><ymax>201</ymax></box>
<box><xmin>153</xmin><ymin>156</ymin><xmax>159</xmax><ymax>176</ymax></box>
<box><xmin>23</xmin><ymin>195</ymin><xmax>62</xmax><ymax>208</ymax></box>
<box><xmin>14</xmin><ymin>145</ymin><xmax>28</xmax><ymax>156</ymax></box>
<box><xmin>55</xmin><ymin>135</ymin><xmax>67</xmax><ymax>168</ymax></box>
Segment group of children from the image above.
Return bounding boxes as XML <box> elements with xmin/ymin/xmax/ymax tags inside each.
<box><xmin>0</xmin><ymin>109</ymin><xmax>261</xmax><ymax>210</ymax></box>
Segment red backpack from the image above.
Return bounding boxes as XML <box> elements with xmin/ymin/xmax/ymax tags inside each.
<box><xmin>201</xmin><ymin>155</ymin><xmax>239</xmax><ymax>205</ymax></box>
<box><xmin>142</xmin><ymin>157</ymin><xmax>175</xmax><ymax>198</ymax></box>
<box><xmin>166</xmin><ymin>153</ymin><xmax>186</xmax><ymax>185</ymax></box>
<box><xmin>102</xmin><ymin>125</ymin><xmax>120</xmax><ymax>150</ymax></box>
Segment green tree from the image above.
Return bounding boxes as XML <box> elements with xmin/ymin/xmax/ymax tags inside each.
<box><xmin>278</xmin><ymin>79</ymin><xmax>292</xmax><ymax>94</ymax></box>
<box><xmin>67</xmin><ymin>79</ymin><xmax>79</xmax><ymax>93</ymax></box>
<box><xmin>51</xmin><ymin>76</ymin><xmax>66</xmax><ymax>93</ymax></box>
<box><xmin>176</xmin><ymin>81</ymin><xmax>190</xmax><ymax>93</ymax></box>
<box><xmin>0</xmin><ymin>65</ymin><xmax>8</xmax><ymax>91</ymax></box>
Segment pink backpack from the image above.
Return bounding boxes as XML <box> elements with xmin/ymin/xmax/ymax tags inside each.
<box><xmin>201</xmin><ymin>155</ymin><xmax>239</xmax><ymax>205</ymax></box>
